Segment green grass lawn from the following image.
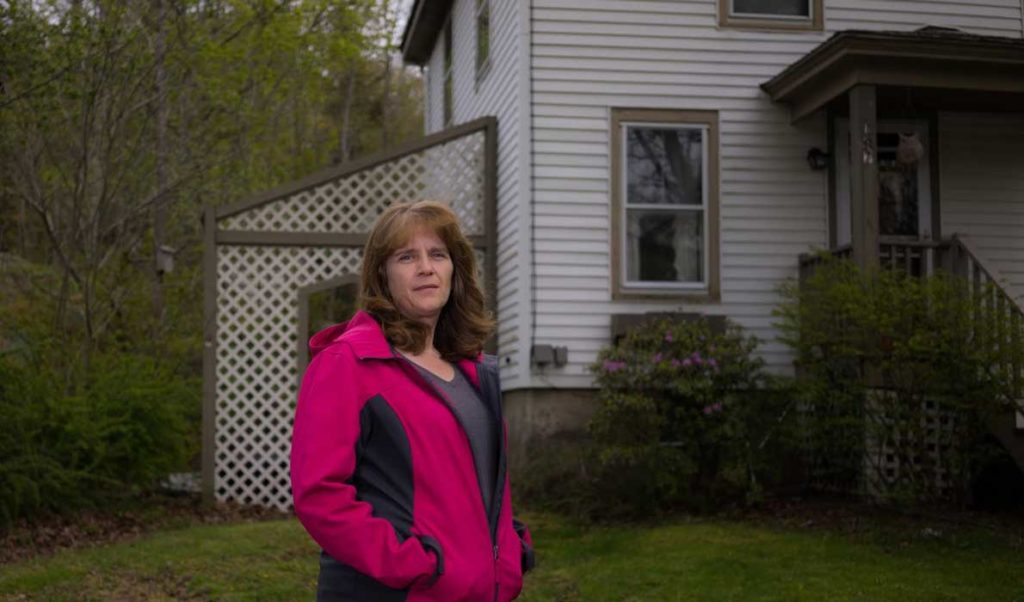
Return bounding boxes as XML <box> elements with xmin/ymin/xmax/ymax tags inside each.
<box><xmin>1</xmin><ymin>511</ymin><xmax>1022</xmax><ymax>601</ymax></box>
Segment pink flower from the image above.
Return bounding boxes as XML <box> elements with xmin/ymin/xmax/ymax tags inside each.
<box><xmin>651</xmin><ymin>353</ymin><xmax>663</xmax><ymax>363</ymax></box>
<box><xmin>702</xmin><ymin>402</ymin><xmax>723</xmax><ymax>415</ymax></box>
<box><xmin>603</xmin><ymin>359</ymin><xmax>627</xmax><ymax>373</ymax></box>
<box><xmin>664</xmin><ymin>332</ymin><xmax>674</xmax><ymax>342</ymax></box>
<box><xmin>708</xmin><ymin>358</ymin><xmax>718</xmax><ymax>369</ymax></box>
<box><xmin>670</xmin><ymin>358</ymin><xmax>682</xmax><ymax>368</ymax></box>
<box><xmin>682</xmin><ymin>358</ymin><xmax>692</xmax><ymax>368</ymax></box>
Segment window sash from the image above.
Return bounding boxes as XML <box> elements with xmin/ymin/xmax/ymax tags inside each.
<box><xmin>730</xmin><ymin>0</ymin><xmax>812</xmax><ymax>20</ymax></box>
<box><xmin>475</xmin><ymin>0</ymin><xmax>490</xmax><ymax>75</ymax></box>
<box><xmin>619</xmin><ymin>123</ymin><xmax>709</xmax><ymax>289</ymax></box>
<box><xmin>443</xmin><ymin>19</ymin><xmax>453</xmax><ymax>125</ymax></box>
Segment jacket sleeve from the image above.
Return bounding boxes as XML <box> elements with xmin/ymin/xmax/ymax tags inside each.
<box><xmin>290</xmin><ymin>346</ymin><xmax>439</xmax><ymax>590</ymax></box>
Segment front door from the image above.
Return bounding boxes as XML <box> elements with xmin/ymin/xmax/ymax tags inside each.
<box><xmin>834</xmin><ymin>119</ymin><xmax>933</xmax><ymax>247</ymax></box>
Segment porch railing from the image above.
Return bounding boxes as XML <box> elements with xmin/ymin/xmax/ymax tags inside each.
<box><xmin>798</xmin><ymin>235</ymin><xmax>1024</xmax><ymax>429</ymax></box>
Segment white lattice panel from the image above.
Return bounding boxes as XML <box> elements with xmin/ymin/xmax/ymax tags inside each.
<box><xmin>863</xmin><ymin>391</ymin><xmax>957</xmax><ymax>500</ymax></box>
<box><xmin>219</xmin><ymin>132</ymin><xmax>486</xmax><ymax>236</ymax></box>
<box><xmin>215</xmin><ymin>245</ymin><xmax>363</xmax><ymax>510</ymax></box>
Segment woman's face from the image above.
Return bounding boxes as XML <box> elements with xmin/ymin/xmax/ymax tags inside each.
<box><xmin>385</xmin><ymin>226</ymin><xmax>453</xmax><ymax>327</ymax></box>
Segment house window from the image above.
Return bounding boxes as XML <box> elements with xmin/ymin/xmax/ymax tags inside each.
<box><xmin>719</xmin><ymin>0</ymin><xmax>822</xmax><ymax>30</ymax></box>
<box><xmin>443</xmin><ymin>18</ymin><xmax>453</xmax><ymax>125</ymax></box>
<box><xmin>611</xmin><ymin>109</ymin><xmax>720</xmax><ymax>301</ymax></box>
<box><xmin>475</xmin><ymin>0</ymin><xmax>490</xmax><ymax>80</ymax></box>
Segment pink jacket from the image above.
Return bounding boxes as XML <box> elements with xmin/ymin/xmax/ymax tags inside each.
<box><xmin>290</xmin><ymin>311</ymin><xmax>533</xmax><ymax>601</ymax></box>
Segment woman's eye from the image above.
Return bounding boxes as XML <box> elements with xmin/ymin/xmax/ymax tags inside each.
<box><xmin>432</xmin><ymin>251</ymin><xmax>448</xmax><ymax>259</ymax></box>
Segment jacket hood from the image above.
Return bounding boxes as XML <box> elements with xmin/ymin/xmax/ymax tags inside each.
<box><xmin>309</xmin><ymin>311</ymin><xmax>393</xmax><ymax>360</ymax></box>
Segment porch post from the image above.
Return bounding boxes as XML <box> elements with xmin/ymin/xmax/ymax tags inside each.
<box><xmin>848</xmin><ymin>85</ymin><xmax>879</xmax><ymax>270</ymax></box>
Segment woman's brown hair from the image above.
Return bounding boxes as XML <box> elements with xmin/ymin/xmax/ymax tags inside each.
<box><xmin>360</xmin><ymin>201</ymin><xmax>495</xmax><ymax>360</ymax></box>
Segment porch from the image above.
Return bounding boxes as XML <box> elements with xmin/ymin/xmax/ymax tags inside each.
<box><xmin>764</xmin><ymin>27</ymin><xmax>1024</xmax><ymax>484</ymax></box>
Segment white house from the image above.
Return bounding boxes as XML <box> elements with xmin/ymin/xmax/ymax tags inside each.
<box><xmin>399</xmin><ymin>0</ymin><xmax>1024</xmax><ymax>458</ymax></box>
<box><xmin>199</xmin><ymin>0</ymin><xmax>1024</xmax><ymax>509</ymax></box>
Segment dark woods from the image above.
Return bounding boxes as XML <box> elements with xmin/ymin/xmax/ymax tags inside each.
<box><xmin>0</xmin><ymin>0</ymin><xmax>423</xmax><ymax>525</ymax></box>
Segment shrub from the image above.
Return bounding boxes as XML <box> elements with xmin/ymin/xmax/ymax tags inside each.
<box><xmin>0</xmin><ymin>350</ymin><xmax>199</xmax><ymax>527</ymax></box>
<box><xmin>776</xmin><ymin>256</ymin><xmax>1020</xmax><ymax>504</ymax></box>
<box><xmin>581</xmin><ymin>317</ymin><xmax>792</xmax><ymax>519</ymax></box>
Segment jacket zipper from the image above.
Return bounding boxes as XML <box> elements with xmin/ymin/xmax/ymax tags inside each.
<box><xmin>394</xmin><ymin>353</ymin><xmax>506</xmax><ymax>597</ymax></box>
<box><xmin>493</xmin><ymin>544</ymin><xmax>500</xmax><ymax>602</ymax></box>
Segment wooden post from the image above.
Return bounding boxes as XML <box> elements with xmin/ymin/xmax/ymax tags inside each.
<box><xmin>849</xmin><ymin>85</ymin><xmax>879</xmax><ymax>271</ymax></box>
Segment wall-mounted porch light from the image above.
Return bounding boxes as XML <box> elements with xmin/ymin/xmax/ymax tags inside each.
<box><xmin>806</xmin><ymin>147</ymin><xmax>830</xmax><ymax>171</ymax></box>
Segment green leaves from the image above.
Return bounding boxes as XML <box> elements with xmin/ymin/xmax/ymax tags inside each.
<box><xmin>583</xmin><ymin>317</ymin><xmax>786</xmax><ymax>518</ymax></box>
<box><xmin>776</xmin><ymin>256</ymin><xmax>1021</xmax><ymax>503</ymax></box>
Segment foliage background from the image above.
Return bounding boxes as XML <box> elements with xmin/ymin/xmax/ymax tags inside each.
<box><xmin>0</xmin><ymin>0</ymin><xmax>424</xmax><ymax>525</ymax></box>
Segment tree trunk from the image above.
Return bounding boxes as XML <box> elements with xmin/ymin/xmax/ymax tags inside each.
<box><xmin>339</xmin><ymin>67</ymin><xmax>357</xmax><ymax>163</ymax></box>
<box><xmin>153</xmin><ymin>0</ymin><xmax>168</xmax><ymax>324</ymax></box>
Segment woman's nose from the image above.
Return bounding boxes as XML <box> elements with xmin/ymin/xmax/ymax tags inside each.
<box><xmin>416</xmin><ymin>256</ymin><xmax>434</xmax><ymax>274</ymax></box>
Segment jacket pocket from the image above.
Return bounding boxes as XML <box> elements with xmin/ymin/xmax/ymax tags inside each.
<box><xmin>412</xmin><ymin>534</ymin><xmax>445</xmax><ymax>589</ymax></box>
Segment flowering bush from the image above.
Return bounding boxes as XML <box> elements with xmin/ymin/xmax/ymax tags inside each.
<box><xmin>585</xmin><ymin>317</ymin><xmax>789</xmax><ymax>518</ymax></box>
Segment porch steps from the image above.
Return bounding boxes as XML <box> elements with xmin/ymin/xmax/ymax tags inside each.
<box><xmin>989</xmin><ymin>406</ymin><xmax>1024</xmax><ymax>479</ymax></box>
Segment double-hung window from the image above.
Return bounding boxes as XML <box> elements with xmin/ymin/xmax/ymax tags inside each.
<box><xmin>475</xmin><ymin>0</ymin><xmax>490</xmax><ymax>81</ymax></box>
<box><xmin>611</xmin><ymin>109</ymin><xmax>720</xmax><ymax>301</ymax></box>
<box><xmin>719</xmin><ymin>0</ymin><xmax>823</xmax><ymax>30</ymax></box>
<box><xmin>443</xmin><ymin>18</ymin><xmax>453</xmax><ymax>125</ymax></box>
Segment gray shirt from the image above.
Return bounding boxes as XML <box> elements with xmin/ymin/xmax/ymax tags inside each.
<box><xmin>408</xmin><ymin>360</ymin><xmax>499</xmax><ymax>515</ymax></box>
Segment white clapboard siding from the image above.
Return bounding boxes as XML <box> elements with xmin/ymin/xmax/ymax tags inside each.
<box><xmin>529</xmin><ymin>0</ymin><xmax>830</xmax><ymax>386</ymax></box>
<box><xmin>524</xmin><ymin>0</ymin><xmax>1023</xmax><ymax>388</ymax></box>
<box><xmin>827</xmin><ymin>0</ymin><xmax>1023</xmax><ymax>36</ymax></box>
<box><xmin>940</xmin><ymin>113</ymin><xmax>1024</xmax><ymax>305</ymax></box>
<box><xmin>423</xmin><ymin>0</ymin><xmax>528</xmax><ymax>388</ymax></box>
<box><xmin>419</xmin><ymin>0</ymin><xmax>1024</xmax><ymax>390</ymax></box>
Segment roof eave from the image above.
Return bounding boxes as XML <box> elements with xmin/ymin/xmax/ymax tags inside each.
<box><xmin>762</xmin><ymin>30</ymin><xmax>1024</xmax><ymax>120</ymax></box>
<box><xmin>400</xmin><ymin>0</ymin><xmax>454</xmax><ymax>66</ymax></box>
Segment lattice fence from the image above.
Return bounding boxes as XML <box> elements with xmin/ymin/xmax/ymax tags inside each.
<box><xmin>205</xmin><ymin>120</ymin><xmax>494</xmax><ymax>510</ymax></box>
<box><xmin>219</xmin><ymin>132</ymin><xmax>486</xmax><ymax>237</ymax></box>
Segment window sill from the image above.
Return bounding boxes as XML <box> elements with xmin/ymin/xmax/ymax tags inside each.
<box><xmin>719</xmin><ymin>16</ymin><xmax>821</xmax><ymax>32</ymax></box>
<box><xmin>612</xmin><ymin>287</ymin><xmax>720</xmax><ymax>303</ymax></box>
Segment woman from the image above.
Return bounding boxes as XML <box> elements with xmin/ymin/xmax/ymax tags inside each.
<box><xmin>290</xmin><ymin>201</ymin><xmax>534</xmax><ymax>601</ymax></box>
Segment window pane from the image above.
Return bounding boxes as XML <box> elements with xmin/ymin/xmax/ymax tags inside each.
<box><xmin>626</xmin><ymin>126</ymin><xmax>703</xmax><ymax>206</ymax></box>
<box><xmin>476</xmin><ymin>0</ymin><xmax>490</xmax><ymax>72</ymax></box>
<box><xmin>876</xmin><ymin>132</ymin><xmax>921</xmax><ymax>236</ymax></box>
<box><xmin>625</xmin><ymin>209</ymin><xmax>703</xmax><ymax>283</ymax></box>
<box><xmin>733</xmin><ymin>0</ymin><xmax>810</xmax><ymax>17</ymax></box>
<box><xmin>307</xmin><ymin>282</ymin><xmax>358</xmax><ymax>343</ymax></box>
<box><xmin>443</xmin><ymin>20</ymin><xmax>453</xmax><ymax>124</ymax></box>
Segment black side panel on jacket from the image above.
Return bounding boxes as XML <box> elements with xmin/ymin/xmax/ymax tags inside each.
<box><xmin>353</xmin><ymin>394</ymin><xmax>415</xmax><ymax>534</ymax></box>
<box><xmin>476</xmin><ymin>356</ymin><xmax>507</xmax><ymax>541</ymax></box>
<box><xmin>316</xmin><ymin>394</ymin><xmax>413</xmax><ymax>602</ymax></box>
<box><xmin>318</xmin><ymin>552</ymin><xmax>406</xmax><ymax>602</ymax></box>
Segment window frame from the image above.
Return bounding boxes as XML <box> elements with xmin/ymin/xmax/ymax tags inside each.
<box><xmin>443</xmin><ymin>17</ymin><xmax>454</xmax><ymax>126</ymax></box>
<box><xmin>475</xmin><ymin>0</ymin><xmax>491</xmax><ymax>84</ymax></box>
<box><xmin>610</xmin><ymin>108</ymin><xmax>720</xmax><ymax>302</ymax></box>
<box><xmin>718</xmin><ymin>0</ymin><xmax>823</xmax><ymax>31</ymax></box>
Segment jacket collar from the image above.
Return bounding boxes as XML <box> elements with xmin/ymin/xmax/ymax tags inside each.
<box><xmin>332</xmin><ymin>310</ymin><xmax>485</xmax><ymax>387</ymax></box>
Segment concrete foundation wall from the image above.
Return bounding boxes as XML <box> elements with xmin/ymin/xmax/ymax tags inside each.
<box><xmin>503</xmin><ymin>388</ymin><xmax>598</xmax><ymax>473</ymax></box>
